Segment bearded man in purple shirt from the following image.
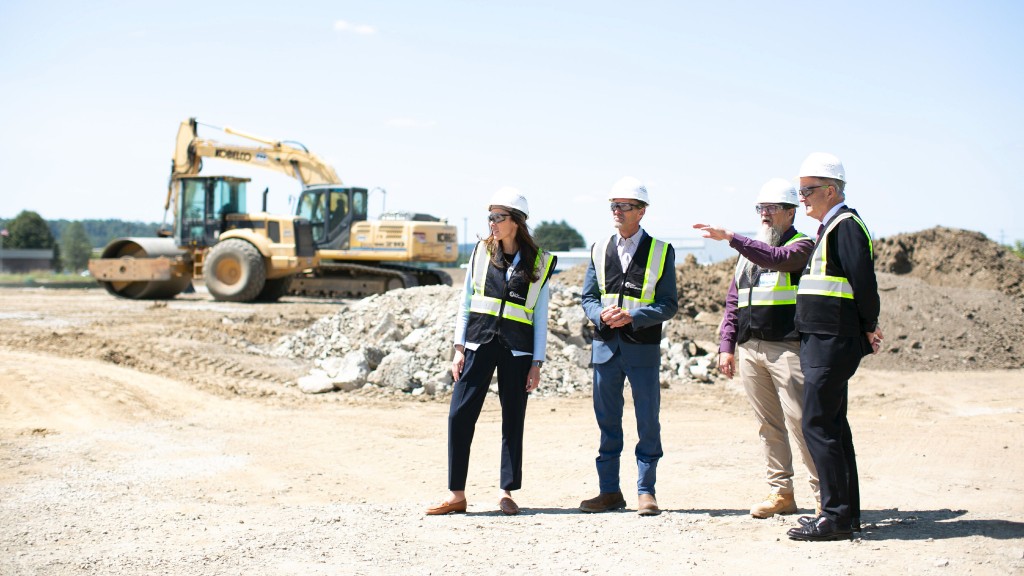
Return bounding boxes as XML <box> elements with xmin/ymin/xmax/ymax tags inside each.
<box><xmin>693</xmin><ymin>178</ymin><xmax>820</xmax><ymax>519</ymax></box>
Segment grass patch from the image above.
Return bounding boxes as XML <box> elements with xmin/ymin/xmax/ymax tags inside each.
<box><xmin>0</xmin><ymin>272</ymin><xmax>97</xmax><ymax>285</ymax></box>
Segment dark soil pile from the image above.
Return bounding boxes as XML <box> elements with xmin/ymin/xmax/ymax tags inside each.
<box><xmin>873</xmin><ymin>226</ymin><xmax>1024</xmax><ymax>301</ymax></box>
<box><xmin>552</xmin><ymin>227</ymin><xmax>1024</xmax><ymax>372</ymax></box>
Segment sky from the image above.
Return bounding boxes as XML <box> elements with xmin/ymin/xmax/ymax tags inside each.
<box><xmin>1</xmin><ymin>1</ymin><xmax>1022</xmax><ymax>250</ymax></box>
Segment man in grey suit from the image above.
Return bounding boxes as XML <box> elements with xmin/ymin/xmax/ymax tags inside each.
<box><xmin>579</xmin><ymin>176</ymin><xmax>679</xmax><ymax>516</ymax></box>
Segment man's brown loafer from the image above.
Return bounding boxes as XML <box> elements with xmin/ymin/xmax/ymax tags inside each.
<box><xmin>638</xmin><ymin>493</ymin><xmax>661</xmax><ymax>516</ymax></box>
<box><xmin>425</xmin><ymin>499</ymin><xmax>467</xmax><ymax>515</ymax></box>
<box><xmin>499</xmin><ymin>497</ymin><xmax>520</xmax><ymax>516</ymax></box>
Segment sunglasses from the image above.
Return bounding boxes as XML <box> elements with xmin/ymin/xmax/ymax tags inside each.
<box><xmin>798</xmin><ymin>184</ymin><xmax>829</xmax><ymax>198</ymax></box>
<box><xmin>610</xmin><ymin>202</ymin><xmax>642</xmax><ymax>212</ymax></box>
<box><xmin>488</xmin><ymin>212</ymin><xmax>511</xmax><ymax>223</ymax></box>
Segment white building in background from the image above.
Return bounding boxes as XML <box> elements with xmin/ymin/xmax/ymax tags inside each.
<box><xmin>551</xmin><ymin>234</ymin><xmax>747</xmax><ymax>273</ymax></box>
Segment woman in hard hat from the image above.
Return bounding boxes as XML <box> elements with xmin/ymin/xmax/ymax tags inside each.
<box><xmin>426</xmin><ymin>187</ymin><xmax>557</xmax><ymax>516</ymax></box>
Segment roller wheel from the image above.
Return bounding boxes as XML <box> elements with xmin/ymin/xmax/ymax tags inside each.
<box><xmin>203</xmin><ymin>239</ymin><xmax>266</xmax><ymax>302</ymax></box>
<box><xmin>97</xmin><ymin>238</ymin><xmax>191</xmax><ymax>300</ymax></box>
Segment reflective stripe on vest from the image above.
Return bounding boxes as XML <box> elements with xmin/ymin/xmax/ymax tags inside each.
<box><xmin>735</xmin><ymin>233</ymin><xmax>808</xmax><ymax>308</ymax></box>
<box><xmin>591</xmin><ymin>236</ymin><xmax>669</xmax><ymax>312</ymax></box>
<box><xmin>798</xmin><ymin>213</ymin><xmax>872</xmax><ymax>300</ymax></box>
<box><xmin>468</xmin><ymin>244</ymin><xmax>555</xmax><ymax>325</ymax></box>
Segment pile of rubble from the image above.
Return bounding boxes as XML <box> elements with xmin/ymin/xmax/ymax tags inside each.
<box><xmin>274</xmin><ymin>283</ymin><xmax>720</xmax><ymax>397</ymax></box>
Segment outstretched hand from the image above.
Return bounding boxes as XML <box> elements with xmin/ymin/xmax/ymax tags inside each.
<box><xmin>692</xmin><ymin>223</ymin><xmax>734</xmax><ymax>242</ymax></box>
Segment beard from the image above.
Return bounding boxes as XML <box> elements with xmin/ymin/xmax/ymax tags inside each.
<box><xmin>757</xmin><ymin>221</ymin><xmax>786</xmax><ymax>247</ymax></box>
<box><xmin>739</xmin><ymin>221</ymin><xmax>788</xmax><ymax>283</ymax></box>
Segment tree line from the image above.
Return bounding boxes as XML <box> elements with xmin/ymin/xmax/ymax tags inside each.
<box><xmin>1</xmin><ymin>211</ymin><xmax>160</xmax><ymax>273</ymax></box>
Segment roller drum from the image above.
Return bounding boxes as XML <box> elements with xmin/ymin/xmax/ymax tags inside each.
<box><xmin>96</xmin><ymin>238</ymin><xmax>193</xmax><ymax>300</ymax></box>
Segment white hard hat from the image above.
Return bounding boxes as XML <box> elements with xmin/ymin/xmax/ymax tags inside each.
<box><xmin>609</xmin><ymin>176</ymin><xmax>650</xmax><ymax>205</ymax></box>
<box><xmin>488</xmin><ymin>186</ymin><xmax>529</xmax><ymax>219</ymax></box>
<box><xmin>756</xmin><ymin>178</ymin><xmax>799</xmax><ymax>206</ymax></box>
<box><xmin>798</xmin><ymin>152</ymin><xmax>846</xmax><ymax>182</ymax></box>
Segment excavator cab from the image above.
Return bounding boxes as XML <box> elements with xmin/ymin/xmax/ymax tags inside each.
<box><xmin>175</xmin><ymin>175</ymin><xmax>249</xmax><ymax>248</ymax></box>
<box><xmin>295</xmin><ymin>185</ymin><xmax>368</xmax><ymax>250</ymax></box>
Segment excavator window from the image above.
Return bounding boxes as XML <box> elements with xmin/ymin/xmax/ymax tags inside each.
<box><xmin>296</xmin><ymin>191</ymin><xmax>328</xmax><ymax>243</ymax></box>
<box><xmin>352</xmin><ymin>189</ymin><xmax>368</xmax><ymax>220</ymax></box>
<box><xmin>329</xmin><ymin>192</ymin><xmax>348</xmax><ymax>232</ymax></box>
<box><xmin>176</xmin><ymin>177</ymin><xmax>249</xmax><ymax>247</ymax></box>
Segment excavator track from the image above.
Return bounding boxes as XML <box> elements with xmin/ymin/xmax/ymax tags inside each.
<box><xmin>288</xmin><ymin>262</ymin><xmax>420</xmax><ymax>298</ymax></box>
<box><xmin>379</xmin><ymin>264</ymin><xmax>452</xmax><ymax>288</ymax></box>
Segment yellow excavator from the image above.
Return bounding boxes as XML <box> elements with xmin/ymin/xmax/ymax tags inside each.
<box><xmin>88</xmin><ymin>122</ymin><xmax>317</xmax><ymax>302</ymax></box>
<box><xmin>89</xmin><ymin>118</ymin><xmax>457</xmax><ymax>301</ymax></box>
<box><xmin>177</xmin><ymin>118</ymin><xmax>457</xmax><ymax>296</ymax></box>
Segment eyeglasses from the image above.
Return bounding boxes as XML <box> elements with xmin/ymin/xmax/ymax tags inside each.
<box><xmin>754</xmin><ymin>204</ymin><xmax>788</xmax><ymax>215</ymax></box>
<box><xmin>610</xmin><ymin>202</ymin><xmax>642</xmax><ymax>212</ymax></box>
<box><xmin>797</xmin><ymin>184</ymin><xmax>829</xmax><ymax>198</ymax></box>
<box><xmin>488</xmin><ymin>212</ymin><xmax>511</xmax><ymax>224</ymax></box>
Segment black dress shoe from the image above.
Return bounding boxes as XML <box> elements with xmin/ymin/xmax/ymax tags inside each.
<box><xmin>787</xmin><ymin>516</ymin><xmax>853</xmax><ymax>541</ymax></box>
<box><xmin>798</xmin><ymin>515</ymin><xmax>861</xmax><ymax>532</ymax></box>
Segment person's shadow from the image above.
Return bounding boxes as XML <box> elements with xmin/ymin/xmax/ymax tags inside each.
<box><xmin>858</xmin><ymin>508</ymin><xmax>1024</xmax><ymax>541</ymax></box>
<box><xmin>482</xmin><ymin>507</ymin><xmax>1024</xmax><ymax>541</ymax></box>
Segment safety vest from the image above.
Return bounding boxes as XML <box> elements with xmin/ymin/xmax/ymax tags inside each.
<box><xmin>795</xmin><ymin>209</ymin><xmax>877</xmax><ymax>337</ymax></box>
<box><xmin>590</xmin><ymin>233</ymin><xmax>670</xmax><ymax>345</ymax></box>
<box><xmin>734</xmin><ymin>232</ymin><xmax>809</xmax><ymax>343</ymax></box>
<box><xmin>798</xmin><ymin>212</ymin><xmax>872</xmax><ymax>300</ymax></box>
<box><xmin>466</xmin><ymin>242</ymin><xmax>556</xmax><ymax>352</ymax></box>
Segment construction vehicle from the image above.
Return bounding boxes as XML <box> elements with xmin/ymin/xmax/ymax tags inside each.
<box><xmin>165</xmin><ymin>118</ymin><xmax>458</xmax><ymax>297</ymax></box>
<box><xmin>88</xmin><ymin>121</ymin><xmax>317</xmax><ymax>302</ymax></box>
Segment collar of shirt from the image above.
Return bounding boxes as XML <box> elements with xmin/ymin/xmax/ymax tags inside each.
<box><xmin>821</xmin><ymin>203</ymin><xmax>846</xmax><ymax>232</ymax></box>
<box><xmin>615</xmin><ymin>227</ymin><xmax>644</xmax><ymax>252</ymax></box>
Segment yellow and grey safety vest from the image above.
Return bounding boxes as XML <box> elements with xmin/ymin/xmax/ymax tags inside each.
<box><xmin>590</xmin><ymin>233</ymin><xmax>670</xmax><ymax>345</ymax></box>
<box><xmin>798</xmin><ymin>212</ymin><xmax>872</xmax><ymax>300</ymax></box>
<box><xmin>795</xmin><ymin>208</ymin><xmax>879</xmax><ymax>338</ymax></box>
<box><xmin>465</xmin><ymin>242</ymin><xmax>556</xmax><ymax>352</ymax></box>
<box><xmin>734</xmin><ymin>232</ymin><xmax>809</xmax><ymax>343</ymax></box>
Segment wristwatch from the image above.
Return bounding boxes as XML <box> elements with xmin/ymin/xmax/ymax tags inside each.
<box><xmin>532</xmin><ymin>360</ymin><xmax>544</xmax><ymax>368</ymax></box>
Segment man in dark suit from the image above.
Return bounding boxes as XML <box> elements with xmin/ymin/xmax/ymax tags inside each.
<box><xmin>579</xmin><ymin>176</ymin><xmax>678</xmax><ymax>517</ymax></box>
<box><xmin>787</xmin><ymin>153</ymin><xmax>884</xmax><ymax>541</ymax></box>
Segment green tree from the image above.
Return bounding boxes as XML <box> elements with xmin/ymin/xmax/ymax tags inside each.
<box><xmin>1010</xmin><ymin>240</ymin><xmax>1024</xmax><ymax>259</ymax></box>
<box><xmin>5</xmin><ymin>210</ymin><xmax>58</xmax><ymax>271</ymax></box>
<box><xmin>7</xmin><ymin>210</ymin><xmax>55</xmax><ymax>249</ymax></box>
<box><xmin>534</xmin><ymin>220</ymin><xmax>586</xmax><ymax>251</ymax></box>
<box><xmin>61</xmin><ymin>221</ymin><xmax>93</xmax><ymax>272</ymax></box>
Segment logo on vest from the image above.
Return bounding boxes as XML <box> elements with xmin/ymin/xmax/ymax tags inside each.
<box><xmin>509</xmin><ymin>290</ymin><xmax>525</xmax><ymax>300</ymax></box>
<box><xmin>624</xmin><ymin>281</ymin><xmax>641</xmax><ymax>291</ymax></box>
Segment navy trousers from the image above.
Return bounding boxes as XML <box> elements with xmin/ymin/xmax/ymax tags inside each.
<box><xmin>800</xmin><ymin>333</ymin><xmax>864</xmax><ymax>526</ymax></box>
<box><xmin>447</xmin><ymin>340</ymin><xmax>532</xmax><ymax>491</ymax></box>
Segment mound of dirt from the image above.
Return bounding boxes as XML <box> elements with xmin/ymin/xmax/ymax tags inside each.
<box><xmin>874</xmin><ymin>226</ymin><xmax>1024</xmax><ymax>300</ymax></box>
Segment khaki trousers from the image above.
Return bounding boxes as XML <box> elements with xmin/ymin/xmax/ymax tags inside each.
<box><xmin>737</xmin><ymin>339</ymin><xmax>819</xmax><ymax>502</ymax></box>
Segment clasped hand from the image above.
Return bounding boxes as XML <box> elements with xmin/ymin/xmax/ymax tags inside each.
<box><xmin>600</xmin><ymin>305</ymin><xmax>633</xmax><ymax>329</ymax></box>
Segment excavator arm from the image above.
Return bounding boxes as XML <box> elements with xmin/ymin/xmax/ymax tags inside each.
<box><xmin>164</xmin><ymin>118</ymin><xmax>341</xmax><ymax>215</ymax></box>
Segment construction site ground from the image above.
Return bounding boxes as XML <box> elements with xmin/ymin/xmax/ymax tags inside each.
<box><xmin>2</xmin><ymin>226</ymin><xmax>1024</xmax><ymax>576</ymax></box>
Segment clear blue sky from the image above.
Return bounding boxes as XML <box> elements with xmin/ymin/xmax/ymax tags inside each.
<box><xmin>2</xmin><ymin>1</ymin><xmax>1022</xmax><ymax>248</ymax></box>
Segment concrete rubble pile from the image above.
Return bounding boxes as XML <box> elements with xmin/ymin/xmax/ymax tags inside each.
<box><xmin>274</xmin><ymin>281</ymin><xmax>721</xmax><ymax>397</ymax></box>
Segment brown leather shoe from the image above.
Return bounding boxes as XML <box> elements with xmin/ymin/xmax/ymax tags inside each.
<box><xmin>638</xmin><ymin>493</ymin><xmax>661</xmax><ymax>516</ymax></box>
<box><xmin>499</xmin><ymin>497</ymin><xmax>520</xmax><ymax>516</ymax></box>
<box><xmin>425</xmin><ymin>499</ymin><xmax>467</xmax><ymax>515</ymax></box>
<box><xmin>579</xmin><ymin>491</ymin><xmax>627</xmax><ymax>513</ymax></box>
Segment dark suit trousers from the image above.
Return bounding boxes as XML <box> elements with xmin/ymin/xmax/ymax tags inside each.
<box><xmin>448</xmin><ymin>340</ymin><xmax>531</xmax><ymax>492</ymax></box>
<box><xmin>799</xmin><ymin>333</ymin><xmax>863</xmax><ymax>525</ymax></box>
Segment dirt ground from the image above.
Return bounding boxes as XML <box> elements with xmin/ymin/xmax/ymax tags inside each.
<box><xmin>1</xmin><ymin>283</ymin><xmax>1022</xmax><ymax>576</ymax></box>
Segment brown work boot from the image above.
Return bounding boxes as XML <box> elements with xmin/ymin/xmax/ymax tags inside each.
<box><xmin>638</xmin><ymin>493</ymin><xmax>660</xmax><ymax>516</ymax></box>
<box><xmin>579</xmin><ymin>491</ymin><xmax>627</xmax><ymax>513</ymax></box>
<box><xmin>750</xmin><ymin>493</ymin><xmax>797</xmax><ymax>518</ymax></box>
